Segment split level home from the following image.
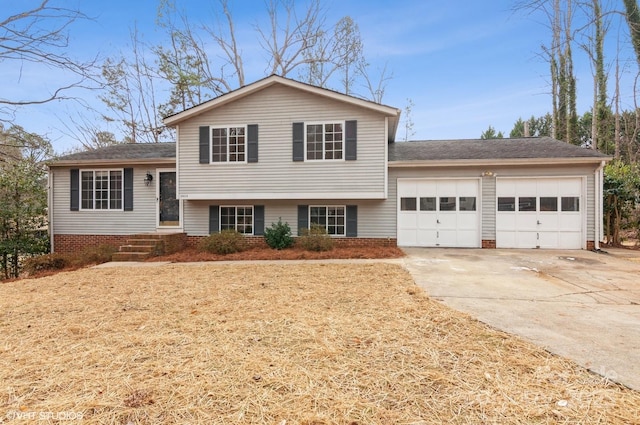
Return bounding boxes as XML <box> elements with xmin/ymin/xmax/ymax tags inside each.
<box><xmin>47</xmin><ymin>75</ymin><xmax>610</xmax><ymax>256</ymax></box>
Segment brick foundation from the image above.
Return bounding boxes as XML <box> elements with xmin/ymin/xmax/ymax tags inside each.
<box><xmin>482</xmin><ymin>240</ymin><xmax>496</xmax><ymax>249</ymax></box>
<box><xmin>187</xmin><ymin>235</ymin><xmax>398</xmax><ymax>249</ymax></box>
<box><xmin>586</xmin><ymin>240</ymin><xmax>596</xmax><ymax>251</ymax></box>
<box><xmin>54</xmin><ymin>234</ymin><xmax>129</xmax><ymax>254</ymax></box>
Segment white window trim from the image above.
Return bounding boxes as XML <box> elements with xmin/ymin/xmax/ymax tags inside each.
<box><xmin>220</xmin><ymin>205</ymin><xmax>254</xmax><ymax>235</ymax></box>
<box><xmin>304</xmin><ymin>121</ymin><xmax>346</xmax><ymax>162</ymax></box>
<box><xmin>209</xmin><ymin>124</ymin><xmax>248</xmax><ymax>164</ymax></box>
<box><xmin>308</xmin><ymin>205</ymin><xmax>346</xmax><ymax>236</ymax></box>
<box><xmin>79</xmin><ymin>169</ymin><xmax>124</xmax><ymax>211</ymax></box>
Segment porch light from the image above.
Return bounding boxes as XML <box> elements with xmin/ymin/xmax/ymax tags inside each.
<box><xmin>482</xmin><ymin>171</ymin><xmax>495</xmax><ymax>177</ymax></box>
<box><xmin>144</xmin><ymin>172</ymin><xmax>153</xmax><ymax>186</ymax></box>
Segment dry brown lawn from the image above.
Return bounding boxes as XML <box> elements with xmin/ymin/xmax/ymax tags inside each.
<box><xmin>1</xmin><ymin>263</ymin><xmax>639</xmax><ymax>424</ymax></box>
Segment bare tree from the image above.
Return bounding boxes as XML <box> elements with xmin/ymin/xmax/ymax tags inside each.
<box><xmin>100</xmin><ymin>28</ymin><xmax>167</xmax><ymax>143</ymax></box>
<box><xmin>0</xmin><ymin>0</ymin><xmax>97</xmax><ymax>118</ymax></box>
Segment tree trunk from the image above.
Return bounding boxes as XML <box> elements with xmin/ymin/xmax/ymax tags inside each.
<box><xmin>623</xmin><ymin>0</ymin><xmax>640</xmax><ymax>67</ymax></box>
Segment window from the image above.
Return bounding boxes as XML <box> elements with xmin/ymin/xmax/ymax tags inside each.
<box><xmin>561</xmin><ymin>197</ymin><xmax>580</xmax><ymax>212</ymax></box>
<box><xmin>306</xmin><ymin>122</ymin><xmax>343</xmax><ymax>160</ymax></box>
<box><xmin>220</xmin><ymin>206</ymin><xmax>253</xmax><ymax>234</ymax></box>
<box><xmin>440</xmin><ymin>197</ymin><xmax>456</xmax><ymax>211</ymax></box>
<box><xmin>459</xmin><ymin>197</ymin><xmax>476</xmax><ymax>211</ymax></box>
<box><xmin>498</xmin><ymin>197</ymin><xmax>515</xmax><ymax>212</ymax></box>
<box><xmin>518</xmin><ymin>197</ymin><xmax>536</xmax><ymax>212</ymax></box>
<box><xmin>211</xmin><ymin>126</ymin><xmax>246</xmax><ymax>162</ymax></box>
<box><xmin>540</xmin><ymin>197</ymin><xmax>558</xmax><ymax>212</ymax></box>
<box><xmin>310</xmin><ymin>206</ymin><xmax>345</xmax><ymax>235</ymax></box>
<box><xmin>80</xmin><ymin>170</ymin><xmax>122</xmax><ymax>210</ymax></box>
<box><xmin>420</xmin><ymin>197</ymin><xmax>436</xmax><ymax>211</ymax></box>
<box><xmin>400</xmin><ymin>197</ymin><xmax>417</xmax><ymax>211</ymax></box>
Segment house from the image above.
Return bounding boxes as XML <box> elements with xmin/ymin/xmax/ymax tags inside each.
<box><xmin>47</xmin><ymin>75</ymin><xmax>610</xmax><ymax>256</ymax></box>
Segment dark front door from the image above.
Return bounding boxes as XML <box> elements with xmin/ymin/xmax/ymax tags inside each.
<box><xmin>158</xmin><ymin>171</ymin><xmax>179</xmax><ymax>227</ymax></box>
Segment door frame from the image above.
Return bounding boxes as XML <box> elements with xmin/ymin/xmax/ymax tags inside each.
<box><xmin>156</xmin><ymin>168</ymin><xmax>182</xmax><ymax>230</ymax></box>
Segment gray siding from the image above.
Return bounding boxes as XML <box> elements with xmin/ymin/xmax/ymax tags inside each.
<box><xmin>51</xmin><ymin>165</ymin><xmax>161</xmax><ymax>235</ymax></box>
<box><xmin>178</xmin><ymin>84</ymin><xmax>387</xmax><ymax>198</ymax></box>
<box><xmin>183</xmin><ymin>199</ymin><xmax>389</xmax><ymax>238</ymax></box>
<box><xmin>482</xmin><ymin>176</ymin><xmax>496</xmax><ymax>240</ymax></box>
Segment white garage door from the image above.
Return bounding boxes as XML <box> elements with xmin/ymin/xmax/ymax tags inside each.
<box><xmin>496</xmin><ymin>178</ymin><xmax>583</xmax><ymax>249</ymax></box>
<box><xmin>398</xmin><ymin>179</ymin><xmax>480</xmax><ymax>247</ymax></box>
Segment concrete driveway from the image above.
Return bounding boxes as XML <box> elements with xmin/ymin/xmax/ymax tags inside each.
<box><xmin>401</xmin><ymin>247</ymin><xmax>640</xmax><ymax>391</ymax></box>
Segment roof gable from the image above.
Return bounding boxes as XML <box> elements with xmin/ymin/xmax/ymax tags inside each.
<box><xmin>162</xmin><ymin>75</ymin><xmax>401</xmax><ymax>140</ymax></box>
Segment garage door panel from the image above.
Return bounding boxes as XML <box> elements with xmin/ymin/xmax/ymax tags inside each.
<box><xmin>398</xmin><ymin>179</ymin><xmax>480</xmax><ymax>248</ymax></box>
<box><xmin>496</xmin><ymin>178</ymin><xmax>583</xmax><ymax>249</ymax></box>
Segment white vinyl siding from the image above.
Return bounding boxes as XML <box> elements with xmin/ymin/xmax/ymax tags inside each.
<box><xmin>51</xmin><ymin>165</ymin><xmax>164</xmax><ymax>235</ymax></box>
<box><xmin>178</xmin><ymin>84</ymin><xmax>386</xmax><ymax>199</ymax></box>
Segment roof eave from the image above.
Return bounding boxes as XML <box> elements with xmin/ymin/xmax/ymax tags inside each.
<box><xmin>388</xmin><ymin>157</ymin><xmax>612</xmax><ymax>167</ymax></box>
<box><xmin>47</xmin><ymin>158</ymin><xmax>176</xmax><ymax>168</ymax></box>
<box><xmin>163</xmin><ymin>75</ymin><xmax>400</xmax><ymax>127</ymax></box>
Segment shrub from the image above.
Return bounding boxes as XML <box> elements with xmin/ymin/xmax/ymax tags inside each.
<box><xmin>23</xmin><ymin>253</ymin><xmax>69</xmax><ymax>274</ymax></box>
<box><xmin>75</xmin><ymin>244</ymin><xmax>117</xmax><ymax>266</ymax></box>
<box><xmin>264</xmin><ymin>218</ymin><xmax>294</xmax><ymax>250</ymax></box>
<box><xmin>298</xmin><ymin>224</ymin><xmax>334</xmax><ymax>252</ymax></box>
<box><xmin>198</xmin><ymin>229</ymin><xmax>248</xmax><ymax>255</ymax></box>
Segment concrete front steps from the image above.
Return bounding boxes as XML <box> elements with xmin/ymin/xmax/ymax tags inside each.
<box><xmin>111</xmin><ymin>232</ymin><xmax>187</xmax><ymax>262</ymax></box>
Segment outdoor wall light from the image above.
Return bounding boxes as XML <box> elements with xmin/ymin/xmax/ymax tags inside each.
<box><xmin>482</xmin><ymin>171</ymin><xmax>495</xmax><ymax>177</ymax></box>
<box><xmin>144</xmin><ymin>172</ymin><xmax>154</xmax><ymax>186</ymax></box>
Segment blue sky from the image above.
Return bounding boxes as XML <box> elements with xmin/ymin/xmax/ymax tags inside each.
<box><xmin>4</xmin><ymin>0</ymin><xmax>638</xmax><ymax>153</ymax></box>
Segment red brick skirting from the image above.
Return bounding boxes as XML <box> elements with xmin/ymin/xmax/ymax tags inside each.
<box><xmin>586</xmin><ymin>240</ymin><xmax>596</xmax><ymax>251</ymax></box>
<box><xmin>54</xmin><ymin>234</ymin><xmax>129</xmax><ymax>254</ymax></box>
<box><xmin>186</xmin><ymin>235</ymin><xmax>398</xmax><ymax>249</ymax></box>
<box><xmin>482</xmin><ymin>240</ymin><xmax>496</xmax><ymax>249</ymax></box>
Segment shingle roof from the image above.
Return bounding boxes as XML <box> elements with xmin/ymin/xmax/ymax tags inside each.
<box><xmin>51</xmin><ymin>143</ymin><xmax>176</xmax><ymax>163</ymax></box>
<box><xmin>388</xmin><ymin>137</ymin><xmax>610</xmax><ymax>162</ymax></box>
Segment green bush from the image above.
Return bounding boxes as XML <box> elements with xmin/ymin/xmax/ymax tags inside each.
<box><xmin>298</xmin><ymin>224</ymin><xmax>334</xmax><ymax>252</ymax></box>
<box><xmin>198</xmin><ymin>229</ymin><xmax>248</xmax><ymax>255</ymax></box>
<box><xmin>264</xmin><ymin>218</ymin><xmax>294</xmax><ymax>250</ymax></box>
<box><xmin>23</xmin><ymin>253</ymin><xmax>69</xmax><ymax>274</ymax></box>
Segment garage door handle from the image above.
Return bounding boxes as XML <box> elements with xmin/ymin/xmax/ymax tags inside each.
<box><xmin>537</xmin><ymin>220</ymin><xmax>541</xmax><ymax>225</ymax></box>
<box><xmin>437</xmin><ymin>219</ymin><xmax>440</xmax><ymax>224</ymax></box>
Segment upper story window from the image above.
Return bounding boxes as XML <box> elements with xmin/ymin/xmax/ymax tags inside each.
<box><xmin>80</xmin><ymin>169</ymin><xmax>122</xmax><ymax>210</ymax></box>
<box><xmin>306</xmin><ymin>122</ymin><xmax>343</xmax><ymax>160</ymax></box>
<box><xmin>211</xmin><ymin>126</ymin><xmax>246</xmax><ymax>163</ymax></box>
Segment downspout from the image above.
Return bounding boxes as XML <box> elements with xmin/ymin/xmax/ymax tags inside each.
<box><xmin>594</xmin><ymin>161</ymin><xmax>606</xmax><ymax>251</ymax></box>
<box><xmin>48</xmin><ymin>169</ymin><xmax>54</xmax><ymax>253</ymax></box>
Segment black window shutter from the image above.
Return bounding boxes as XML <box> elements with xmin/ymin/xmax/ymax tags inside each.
<box><xmin>70</xmin><ymin>169</ymin><xmax>79</xmax><ymax>211</ymax></box>
<box><xmin>247</xmin><ymin>124</ymin><xmax>258</xmax><ymax>163</ymax></box>
<box><xmin>346</xmin><ymin>205</ymin><xmax>358</xmax><ymax>237</ymax></box>
<box><xmin>209</xmin><ymin>205</ymin><xmax>219</xmax><ymax>234</ymax></box>
<box><xmin>123</xmin><ymin>168</ymin><xmax>134</xmax><ymax>211</ymax></box>
<box><xmin>345</xmin><ymin>120</ymin><xmax>357</xmax><ymax>160</ymax></box>
<box><xmin>297</xmin><ymin>205</ymin><xmax>309</xmax><ymax>236</ymax></box>
<box><xmin>292</xmin><ymin>122</ymin><xmax>304</xmax><ymax>161</ymax></box>
<box><xmin>254</xmin><ymin>205</ymin><xmax>265</xmax><ymax>235</ymax></box>
<box><xmin>199</xmin><ymin>126</ymin><xmax>210</xmax><ymax>164</ymax></box>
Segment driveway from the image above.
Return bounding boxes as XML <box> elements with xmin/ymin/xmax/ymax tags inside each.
<box><xmin>401</xmin><ymin>247</ymin><xmax>640</xmax><ymax>391</ymax></box>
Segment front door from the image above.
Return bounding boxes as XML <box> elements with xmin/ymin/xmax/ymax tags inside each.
<box><xmin>158</xmin><ymin>170</ymin><xmax>180</xmax><ymax>227</ymax></box>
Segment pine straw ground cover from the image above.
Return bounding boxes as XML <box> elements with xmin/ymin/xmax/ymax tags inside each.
<box><xmin>1</xmin><ymin>264</ymin><xmax>639</xmax><ymax>424</ymax></box>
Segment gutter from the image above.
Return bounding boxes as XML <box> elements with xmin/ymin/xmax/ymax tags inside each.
<box><xmin>48</xmin><ymin>158</ymin><xmax>176</xmax><ymax>167</ymax></box>
<box><xmin>388</xmin><ymin>157</ymin><xmax>611</xmax><ymax>168</ymax></box>
<box><xmin>594</xmin><ymin>161</ymin><xmax>606</xmax><ymax>250</ymax></box>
